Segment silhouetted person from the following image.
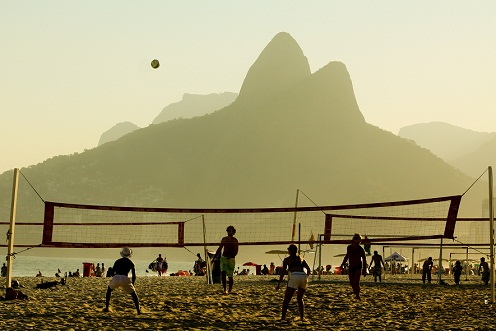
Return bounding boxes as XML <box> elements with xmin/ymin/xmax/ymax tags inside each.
<box><xmin>422</xmin><ymin>257</ymin><xmax>434</xmax><ymax>284</ymax></box>
<box><xmin>213</xmin><ymin>225</ymin><xmax>239</xmax><ymax>294</ymax></box>
<box><xmin>276</xmin><ymin>244</ymin><xmax>311</xmax><ymax>321</ymax></box>
<box><xmin>155</xmin><ymin>254</ymin><xmax>164</xmax><ymax>276</ymax></box>
<box><xmin>453</xmin><ymin>260</ymin><xmax>463</xmax><ymax>285</ymax></box>
<box><xmin>1</xmin><ymin>263</ymin><xmax>6</xmax><ymax>277</ymax></box>
<box><xmin>479</xmin><ymin>257</ymin><xmax>490</xmax><ymax>285</ymax></box>
<box><xmin>340</xmin><ymin>234</ymin><xmax>367</xmax><ymax>300</ymax></box>
<box><xmin>104</xmin><ymin>247</ymin><xmax>140</xmax><ymax>314</ymax></box>
<box><xmin>369</xmin><ymin>250</ymin><xmax>385</xmax><ymax>282</ymax></box>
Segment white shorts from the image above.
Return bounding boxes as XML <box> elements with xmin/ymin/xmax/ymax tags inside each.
<box><xmin>108</xmin><ymin>275</ymin><xmax>136</xmax><ymax>294</ymax></box>
<box><xmin>287</xmin><ymin>272</ymin><xmax>308</xmax><ymax>289</ymax></box>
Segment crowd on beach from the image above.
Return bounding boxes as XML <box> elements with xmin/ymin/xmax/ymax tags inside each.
<box><xmin>2</xmin><ymin>227</ymin><xmax>495</xmax><ymax>327</ymax></box>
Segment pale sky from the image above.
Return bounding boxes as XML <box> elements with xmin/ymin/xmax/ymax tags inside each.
<box><xmin>1</xmin><ymin>1</ymin><xmax>495</xmax><ymax>174</ymax></box>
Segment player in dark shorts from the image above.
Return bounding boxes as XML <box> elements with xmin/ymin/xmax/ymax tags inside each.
<box><xmin>340</xmin><ymin>234</ymin><xmax>367</xmax><ymax>300</ymax></box>
<box><xmin>369</xmin><ymin>250</ymin><xmax>385</xmax><ymax>282</ymax></box>
<box><xmin>104</xmin><ymin>247</ymin><xmax>141</xmax><ymax>314</ymax></box>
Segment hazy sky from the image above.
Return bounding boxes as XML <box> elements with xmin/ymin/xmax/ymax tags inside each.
<box><xmin>1</xmin><ymin>1</ymin><xmax>495</xmax><ymax>174</ymax></box>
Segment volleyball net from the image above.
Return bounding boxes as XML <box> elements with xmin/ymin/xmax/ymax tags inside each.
<box><xmin>20</xmin><ymin>195</ymin><xmax>464</xmax><ymax>249</ymax></box>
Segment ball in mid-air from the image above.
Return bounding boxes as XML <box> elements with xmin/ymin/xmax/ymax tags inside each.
<box><xmin>151</xmin><ymin>59</ymin><xmax>160</xmax><ymax>69</ymax></box>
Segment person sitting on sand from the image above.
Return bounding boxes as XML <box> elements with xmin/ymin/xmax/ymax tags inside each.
<box><xmin>74</xmin><ymin>269</ymin><xmax>81</xmax><ymax>277</ymax></box>
<box><xmin>36</xmin><ymin>271</ymin><xmax>43</xmax><ymax>277</ymax></box>
<box><xmin>369</xmin><ymin>250</ymin><xmax>385</xmax><ymax>283</ymax></box>
<box><xmin>340</xmin><ymin>233</ymin><xmax>367</xmax><ymax>300</ymax></box>
<box><xmin>261</xmin><ymin>264</ymin><xmax>269</xmax><ymax>275</ymax></box>
<box><xmin>479</xmin><ymin>257</ymin><xmax>490</xmax><ymax>286</ymax></box>
<box><xmin>276</xmin><ymin>244</ymin><xmax>311</xmax><ymax>321</ymax></box>
<box><xmin>422</xmin><ymin>257</ymin><xmax>434</xmax><ymax>284</ymax></box>
<box><xmin>104</xmin><ymin>247</ymin><xmax>141</xmax><ymax>314</ymax></box>
<box><xmin>212</xmin><ymin>225</ymin><xmax>239</xmax><ymax>295</ymax></box>
<box><xmin>0</xmin><ymin>287</ymin><xmax>28</xmax><ymax>300</ymax></box>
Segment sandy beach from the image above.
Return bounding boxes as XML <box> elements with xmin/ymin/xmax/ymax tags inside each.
<box><xmin>1</xmin><ymin>274</ymin><xmax>495</xmax><ymax>330</ymax></box>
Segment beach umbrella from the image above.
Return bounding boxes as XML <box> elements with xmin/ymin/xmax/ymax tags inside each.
<box><xmin>265</xmin><ymin>250</ymin><xmax>288</xmax><ymax>255</ymax></box>
<box><xmin>243</xmin><ymin>262</ymin><xmax>258</xmax><ymax>266</ymax></box>
<box><xmin>384</xmin><ymin>252</ymin><xmax>408</xmax><ymax>262</ymax></box>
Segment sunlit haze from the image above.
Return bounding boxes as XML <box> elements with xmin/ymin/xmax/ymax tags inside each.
<box><xmin>1</xmin><ymin>1</ymin><xmax>495</xmax><ymax>174</ymax></box>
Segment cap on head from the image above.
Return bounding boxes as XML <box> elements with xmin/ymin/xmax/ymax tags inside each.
<box><xmin>352</xmin><ymin>233</ymin><xmax>362</xmax><ymax>241</ymax></box>
<box><xmin>287</xmin><ymin>244</ymin><xmax>298</xmax><ymax>254</ymax></box>
<box><xmin>120</xmin><ymin>246</ymin><xmax>132</xmax><ymax>258</ymax></box>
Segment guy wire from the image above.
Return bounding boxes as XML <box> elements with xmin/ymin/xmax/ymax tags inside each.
<box><xmin>20</xmin><ymin>170</ymin><xmax>45</xmax><ymax>203</ymax></box>
<box><xmin>462</xmin><ymin>168</ymin><xmax>488</xmax><ymax>196</ymax></box>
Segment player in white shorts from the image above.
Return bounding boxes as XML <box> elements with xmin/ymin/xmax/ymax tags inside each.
<box><xmin>104</xmin><ymin>247</ymin><xmax>141</xmax><ymax>314</ymax></box>
<box><xmin>276</xmin><ymin>244</ymin><xmax>311</xmax><ymax>321</ymax></box>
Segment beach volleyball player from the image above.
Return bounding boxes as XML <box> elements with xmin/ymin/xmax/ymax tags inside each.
<box><xmin>103</xmin><ymin>247</ymin><xmax>141</xmax><ymax>314</ymax></box>
<box><xmin>213</xmin><ymin>226</ymin><xmax>239</xmax><ymax>294</ymax></box>
<box><xmin>340</xmin><ymin>234</ymin><xmax>367</xmax><ymax>300</ymax></box>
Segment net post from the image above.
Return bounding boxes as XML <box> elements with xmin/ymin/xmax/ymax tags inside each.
<box><xmin>488</xmin><ymin>166</ymin><xmax>494</xmax><ymax>303</ymax></box>
<box><xmin>6</xmin><ymin>168</ymin><xmax>19</xmax><ymax>292</ymax></box>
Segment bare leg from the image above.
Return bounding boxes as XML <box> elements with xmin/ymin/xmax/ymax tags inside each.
<box><xmin>104</xmin><ymin>287</ymin><xmax>112</xmax><ymax>311</ymax></box>
<box><xmin>221</xmin><ymin>271</ymin><xmax>227</xmax><ymax>294</ymax></box>
<box><xmin>131</xmin><ymin>292</ymin><xmax>141</xmax><ymax>314</ymax></box>
<box><xmin>228</xmin><ymin>277</ymin><xmax>234</xmax><ymax>293</ymax></box>
<box><xmin>350</xmin><ymin>271</ymin><xmax>361</xmax><ymax>300</ymax></box>
<box><xmin>296</xmin><ymin>288</ymin><xmax>306</xmax><ymax>319</ymax></box>
<box><xmin>281</xmin><ymin>287</ymin><xmax>296</xmax><ymax>320</ymax></box>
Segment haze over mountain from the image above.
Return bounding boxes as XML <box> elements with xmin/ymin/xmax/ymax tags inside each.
<box><xmin>0</xmin><ymin>32</ymin><xmax>485</xmax><ymax>225</ymax></box>
<box><xmin>98</xmin><ymin>122</ymin><xmax>140</xmax><ymax>146</ymax></box>
<box><xmin>152</xmin><ymin>92</ymin><xmax>238</xmax><ymax>125</ymax></box>
<box><xmin>398</xmin><ymin>122</ymin><xmax>496</xmax><ymax>162</ymax></box>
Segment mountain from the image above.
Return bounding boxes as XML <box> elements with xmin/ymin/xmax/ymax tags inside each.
<box><xmin>450</xmin><ymin>136</ymin><xmax>496</xmax><ymax>178</ymax></box>
<box><xmin>398</xmin><ymin>122</ymin><xmax>496</xmax><ymax>161</ymax></box>
<box><xmin>98</xmin><ymin>121</ymin><xmax>140</xmax><ymax>146</ymax></box>
<box><xmin>152</xmin><ymin>92</ymin><xmax>238</xmax><ymax>125</ymax></box>
<box><xmin>0</xmin><ymin>32</ymin><xmax>485</xmax><ymax>224</ymax></box>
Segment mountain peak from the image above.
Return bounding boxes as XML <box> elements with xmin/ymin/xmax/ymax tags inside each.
<box><xmin>237</xmin><ymin>32</ymin><xmax>311</xmax><ymax>104</ymax></box>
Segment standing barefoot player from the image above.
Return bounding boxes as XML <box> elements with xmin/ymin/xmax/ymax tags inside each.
<box><xmin>213</xmin><ymin>226</ymin><xmax>239</xmax><ymax>294</ymax></box>
<box><xmin>276</xmin><ymin>244</ymin><xmax>311</xmax><ymax>321</ymax></box>
<box><xmin>340</xmin><ymin>234</ymin><xmax>367</xmax><ymax>300</ymax></box>
<box><xmin>104</xmin><ymin>247</ymin><xmax>141</xmax><ymax>314</ymax></box>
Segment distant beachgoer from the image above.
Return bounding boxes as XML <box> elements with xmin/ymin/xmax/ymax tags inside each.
<box><xmin>276</xmin><ymin>244</ymin><xmax>311</xmax><ymax>321</ymax></box>
<box><xmin>194</xmin><ymin>253</ymin><xmax>205</xmax><ymax>276</ymax></box>
<box><xmin>106</xmin><ymin>267</ymin><xmax>113</xmax><ymax>277</ymax></box>
<box><xmin>101</xmin><ymin>263</ymin><xmax>106</xmax><ymax>277</ymax></box>
<box><xmin>340</xmin><ymin>233</ymin><xmax>367</xmax><ymax>300</ymax></box>
<box><xmin>212</xmin><ymin>225</ymin><xmax>239</xmax><ymax>295</ymax></box>
<box><xmin>261</xmin><ymin>264</ymin><xmax>269</xmax><ymax>275</ymax></box>
<box><xmin>156</xmin><ymin>254</ymin><xmax>164</xmax><ymax>276</ymax></box>
<box><xmin>104</xmin><ymin>247</ymin><xmax>141</xmax><ymax>314</ymax></box>
<box><xmin>1</xmin><ymin>263</ymin><xmax>7</xmax><ymax>277</ymax></box>
<box><xmin>453</xmin><ymin>261</ymin><xmax>463</xmax><ymax>285</ymax></box>
<box><xmin>36</xmin><ymin>271</ymin><xmax>43</xmax><ymax>277</ymax></box>
<box><xmin>422</xmin><ymin>257</ymin><xmax>434</xmax><ymax>284</ymax></box>
<box><xmin>74</xmin><ymin>269</ymin><xmax>81</xmax><ymax>277</ymax></box>
<box><xmin>1</xmin><ymin>287</ymin><xmax>28</xmax><ymax>300</ymax></box>
<box><xmin>369</xmin><ymin>250</ymin><xmax>385</xmax><ymax>282</ymax></box>
<box><xmin>479</xmin><ymin>257</ymin><xmax>490</xmax><ymax>285</ymax></box>
<box><xmin>269</xmin><ymin>262</ymin><xmax>275</xmax><ymax>275</ymax></box>
<box><xmin>95</xmin><ymin>263</ymin><xmax>102</xmax><ymax>277</ymax></box>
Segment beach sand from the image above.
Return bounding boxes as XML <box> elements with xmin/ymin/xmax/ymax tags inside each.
<box><xmin>1</xmin><ymin>274</ymin><xmax>495</xmax><ymax>330</ymax></box>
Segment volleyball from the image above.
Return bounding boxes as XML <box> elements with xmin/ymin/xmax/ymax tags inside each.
<box><xmin>151</xmin><ymin>59</ymin><xmax>160</xmax><ymax>69</ymax></box>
